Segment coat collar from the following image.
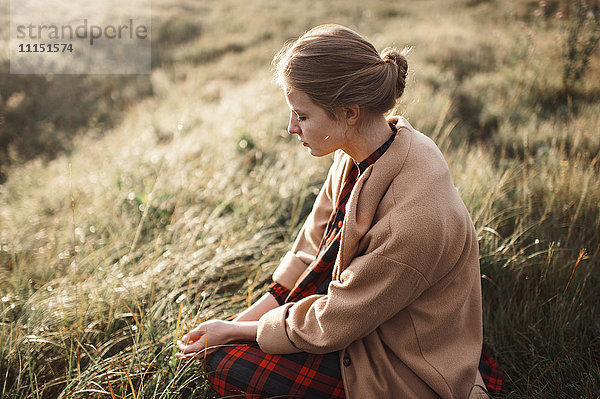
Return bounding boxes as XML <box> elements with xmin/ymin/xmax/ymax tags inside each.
<box><xmin>334</xmin><ymin>116</ymin><xmax>414</xmax><ymax>278</ymax></box>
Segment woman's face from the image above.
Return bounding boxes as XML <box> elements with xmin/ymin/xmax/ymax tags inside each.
<box><xmin>283</xmin><ymin>85</ymin><xmax>347</xmax><ymax>157</ymax></box>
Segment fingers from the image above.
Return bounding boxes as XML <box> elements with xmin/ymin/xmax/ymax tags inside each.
<box><xmin>177</xmin><ymin>324</ymin><xmax>209</xmax><ymax>360</ymax></box>
<box><xmin>175</xmin><ymin>345</ymin><xmax>219</xmax><ymax>359</ymax></box>
<box><xmin>177</xmin><ymin>338</ymin><xmax>205</xmax><ymax>354</ymax></box>
<box><xmin>180</xmin><ymin>326</ymin><xmax>206</xmax><ymax>344</ymax></box>
<box><xmin>175</xmin><ymin>338</ymin><xmax>218</xmax><ymax>360</ymax></box>
<box><xmin>176</xmin><ymin>320</ymin><xmax>226</xmax><ymax>360</ymax></box>
<box><xmin>175</xmin><ymin>350</ymin><xmax>202</xmax><ymax>359</ymax></box>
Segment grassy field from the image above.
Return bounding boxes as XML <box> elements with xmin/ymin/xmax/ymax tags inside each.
<box><xmin>1</xmin><ymin>0</ymin><xmax>599</xmax><ymax>397</ymax></box>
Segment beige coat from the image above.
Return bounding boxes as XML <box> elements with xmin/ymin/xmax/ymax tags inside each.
<box><xmin>257</xmin><ymin>117</ymin><xmax>483</xmax><ymax>398</ymax></box>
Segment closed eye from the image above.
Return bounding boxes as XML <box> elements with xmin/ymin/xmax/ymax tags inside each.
<box><xmin>292</xmin><ymin>110</ymin><xmax>306</xmax><ymax>122</ymax></box>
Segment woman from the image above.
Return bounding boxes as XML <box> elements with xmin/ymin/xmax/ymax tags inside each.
<box><xmin>177</xmin><ymin>24</ymin><xmax>501</xmax><ymax>398</ymax></box>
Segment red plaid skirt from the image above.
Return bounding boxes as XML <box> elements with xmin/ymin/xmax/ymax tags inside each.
<box><xmin>206</xmin><ymin>342</ymin><xmax>344</xmax><ymax>398</ymax></box>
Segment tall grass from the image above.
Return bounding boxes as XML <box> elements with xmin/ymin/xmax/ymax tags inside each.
<box><xmin>1</xmin><ymin>0</ymin><xmax>599</xmax><ymax>398</ymax></box>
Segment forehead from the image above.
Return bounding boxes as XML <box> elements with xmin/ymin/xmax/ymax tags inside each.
<box><xmin>283</xmin><ymin>85</ymin><xmax>314</xmax><ymax>111</ymax></box>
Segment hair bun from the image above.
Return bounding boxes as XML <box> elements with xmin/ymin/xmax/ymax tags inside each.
<box><xmin>275</xmin><ymin>24</ymin><xmax>410</xmax><ymax>115</ymax></box>
<box><xmin>381</xmin><ymin>47</ymin><xmax>409</xmax><ymax>99</ymax></box>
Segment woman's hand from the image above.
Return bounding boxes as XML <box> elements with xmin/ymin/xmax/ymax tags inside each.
<box><xmin>176</xmin><ymin>320</ymin><xmax>258</xmax><ymax>359</ymax></box>
<box><xmin>176</xmin><ymin>320</ymin><xmax>231</xmax><ymax>358</ymax></box>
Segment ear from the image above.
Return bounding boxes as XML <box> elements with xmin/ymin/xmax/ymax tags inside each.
<box><xmin>343</xmin><ymin>104</ymin><xmax>360</xmax><ymax>126</ymax></box>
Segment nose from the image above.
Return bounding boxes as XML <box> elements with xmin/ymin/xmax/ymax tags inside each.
<box><xmin>288</xmin><ymin>112</ymin><xmax>300</xmax><ymax>135</ymax></box>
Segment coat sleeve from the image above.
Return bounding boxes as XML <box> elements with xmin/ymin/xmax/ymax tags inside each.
<box><xmin>257</xmin><ymin>249</ymin><xmax>431</xmax><ymax>354</ymax></box>
<box><xmin>270</xmin><ymin>156</ymin><xmax>338</xmax><ymax>290</ymax></box>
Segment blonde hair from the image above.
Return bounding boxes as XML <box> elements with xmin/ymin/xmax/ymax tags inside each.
<box><xmin>274</xmin><ymin>24</ymin><xmax>409</xmax><ymax>118</ymax></box>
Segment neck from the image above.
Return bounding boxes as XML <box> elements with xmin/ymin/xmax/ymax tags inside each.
<box><xmin>341</xmin><ymin>115</ymin><xmax>393</xmax><ymax>162</ymax></box>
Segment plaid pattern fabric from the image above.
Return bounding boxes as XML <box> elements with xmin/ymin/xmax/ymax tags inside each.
<box><xmin>207</xmin><ymin>343</ymin><xmax>344</xmax><ymax>398</ymax></box>
<box><xmin>267</xmin><ymin>281</ymin><xmax>291</xmax><ymax>306</ymax></box>
<box><xmin>268</xmin><ymin>282</ymin><xmax>290</xmax><ymax>306</ymax></box>
<box><xmin>479</xmin><ymin>346</ymin><xmax>503</xmax><ymax>393</ymax></box>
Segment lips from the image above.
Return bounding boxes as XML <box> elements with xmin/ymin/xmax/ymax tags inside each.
<box><xmin>296</xmin><ymin>135</ymin><xmax>309</xmax><ymax>146</ymax></box>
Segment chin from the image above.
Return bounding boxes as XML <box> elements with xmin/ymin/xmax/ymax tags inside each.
<box><xmin>307</xmin><ymin>147</ymin><xmax>331</xmax><ymax>157</ymax></box>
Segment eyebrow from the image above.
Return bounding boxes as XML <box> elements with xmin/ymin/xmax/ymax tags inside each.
<box><xmin>291</xmin><ymin>107</ymin><xmax>307</xmax><ymax>116</ymax></box>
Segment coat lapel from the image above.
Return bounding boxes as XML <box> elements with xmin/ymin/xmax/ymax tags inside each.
<box><xmin>334</xmin><ymin>117</ymin><xmax>414</xmax><ymax>279</ymax></box>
